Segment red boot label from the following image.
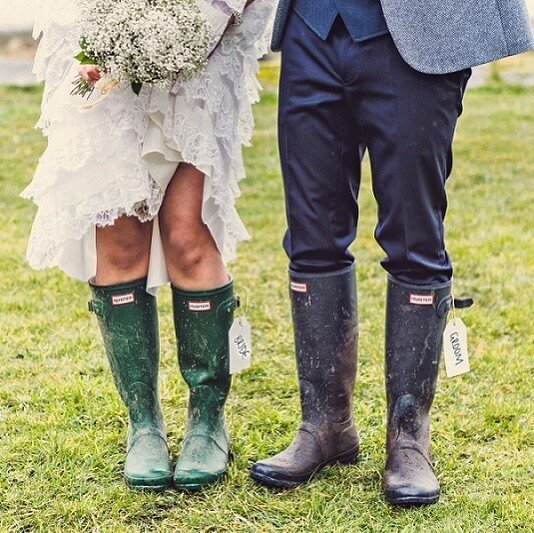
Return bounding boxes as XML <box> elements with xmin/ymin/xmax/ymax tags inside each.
<box><xmin>188</xmin><ymin>301</ymin><xmax>212</xmax><ymax>312</ymax></box>
<box><xmin>111</xmin><ymin>293</ymin><xmax>135</xmax><ymax>306</ymax></box>
<box><xmin>290</xmin><ymin>281</ymin><xmax>308</xmax><ymax>293</ymax></box>
<box><xmin>409</xmin><ymin>294</ymin><xmax>434</xmax><ymax>306</ymax></box>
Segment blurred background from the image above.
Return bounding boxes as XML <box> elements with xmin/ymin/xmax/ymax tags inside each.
<box><xmin>1</xmin><ymin>0</ymin><xmax>534</xmax><ymax>86</ymax></box>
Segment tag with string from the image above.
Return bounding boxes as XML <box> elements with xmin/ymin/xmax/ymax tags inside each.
<box><xmin>443</xmin><ymin>294</ymin><xmax>473</xmax><ymax>377</ymax></box>
<box><xmin>229</xmin><ymin>285</ymin><xmax>252</xmax><ymax>374</ymax></box>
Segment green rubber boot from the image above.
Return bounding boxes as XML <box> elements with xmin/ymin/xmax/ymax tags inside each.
<box><xmin>89</xmin><ymin>277</ymin><xmax>173</xmax><ymax>492</ymax></box>
<box><xmin>171</xmin><ymin>279</ymin><xmax>237</xmax><ymax>491</ymax></box>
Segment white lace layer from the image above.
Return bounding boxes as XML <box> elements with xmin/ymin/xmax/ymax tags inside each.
<box><xmin>22</xmin><ymin>0</ymin><xmax>274</xmax><ymax>294</ymax></box>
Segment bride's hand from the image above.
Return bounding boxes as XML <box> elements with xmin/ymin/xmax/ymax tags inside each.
<box><xmin>206</xmin><ymin>0</ymin><xmax>257</xmax><ymax>59</ymax></box>
<box><xmin>231</xmin><ymin>0</ymin><xmax>255</xmax><ymax>21</ymax></box>
<box><xmin>78</xmin><ymin>66</ymin><xmax>101</xmax><ymax>84</ymax></box>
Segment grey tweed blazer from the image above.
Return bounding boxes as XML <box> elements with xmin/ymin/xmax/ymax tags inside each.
<box><xmin>271</xmin><ymin>0</ymin><xmax>534</xmax><ymax>74</ymax></box>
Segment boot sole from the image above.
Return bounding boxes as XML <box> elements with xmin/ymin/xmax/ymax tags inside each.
<box><xmin>174</xmin><ymin>481</ymin><xmax>216</xmax><ymax>492</ymax></box>
<box><xmin>125</xmin><ymin>476</ymin><xmax>174</xmax><ymax>493</ymax></box>
<box><xmin>250</xmin><ymin>445</ymin><xmax>360</xmax><ymax>489</ymax></box>
<box><xmin>126</xmin><ymin>482</ymin><xmax>173</xmax><ymax>493</ymax></box>
<box><xmin>385</xmin><ymin>491</ymin><xmax>440</xmax><ymax>506</ymax></box>
<box><xmin>174</xmin><ymin>472</ymin><xmax>225</xmax><ymax>492</ymax></box>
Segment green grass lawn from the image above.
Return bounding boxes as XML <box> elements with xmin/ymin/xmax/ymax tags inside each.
<box><xmin>0</xmin><ymin>69</ymin><xmax>533</xmax><ymax>531</ymax></box>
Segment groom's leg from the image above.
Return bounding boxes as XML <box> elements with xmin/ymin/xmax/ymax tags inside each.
<box><xmin>278</xmin><ymin>14</ymin><xmax>362</xmax><ymax>274</ymax></box>
<box><xmin>345</xmin><ymin>34</ymin><xmax>471</xmax><ymax>505</ymax></box>
<box><xmin>251</xmin><ymin>13</ymin><xmax>361</xmax><ymax>488</ymax></box>
<box><xmin>347</xmin><ymin>35</ymin><xmax>471</xmax><ymax>285</ymax></box>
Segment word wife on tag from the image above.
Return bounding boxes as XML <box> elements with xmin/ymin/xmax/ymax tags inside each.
<box><xmin>443</xmin><ymin>317</ymin><xmax>470</xmax><ymax>377</ymax></box>
<box><xmin>229</xmin><ymin>316</ymin><xmax>252</xmax><ymax>375</ymax></box>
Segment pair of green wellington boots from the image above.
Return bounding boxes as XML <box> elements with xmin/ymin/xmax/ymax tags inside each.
<box><xmin>89</xmin><ymin>277</ymin><xmax>237</xmax><ymax>492</ymax></box>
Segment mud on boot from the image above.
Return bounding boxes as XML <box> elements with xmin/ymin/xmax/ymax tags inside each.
<box><xmin>383</xmin><ymin>276</ymin><xmax>452</xmax><ymax>505</ymax></box>
<box><xmin>251</xmin><ymin>265</ymin><xmax>360</xmax><ymax>488</ymax></box>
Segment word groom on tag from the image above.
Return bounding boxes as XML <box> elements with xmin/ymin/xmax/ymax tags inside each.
<box><xmin>443</xmin><ymin>318</ymin><xmax>470</xmax><ymax>377</ymax></box>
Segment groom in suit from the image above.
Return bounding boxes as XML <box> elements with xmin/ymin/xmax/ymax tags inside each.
<box><xmin>251</xmin><ymin>0</ymin><xmax>533</xmax><ymax>505</ymax></box>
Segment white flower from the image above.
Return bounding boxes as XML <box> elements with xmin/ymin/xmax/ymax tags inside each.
<box><xmin>77</xmin><ymin>0</ymin><xmax>212</xmax><ymax>86</ymax></box>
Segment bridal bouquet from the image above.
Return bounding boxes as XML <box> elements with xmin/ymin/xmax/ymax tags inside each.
<box><xmin>72</xmin><ymin>0</ymin><xmax>212</xmax><ymax>97</ymax></box>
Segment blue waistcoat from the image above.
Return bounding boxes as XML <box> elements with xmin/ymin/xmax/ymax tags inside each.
<box><xmin>292</xmin><ymin>0</ymin><xmax>389</xmax><ymax>42</ymax></box>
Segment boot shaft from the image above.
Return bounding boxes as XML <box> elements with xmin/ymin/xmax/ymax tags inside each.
<box><xmin>385</xmin><ymin>276</ymin><xmax>452</xmax><ymax>444</ymax></box>
<box><xmin>289</xmin><ymin>265</ymin><xmax>358</xmax><ymax>427</ymax></box>
<box><xmin>89</xmin><ymin>277</ymin><xmax>163</xmax><ymax>432</ymax></box>
<box><xmin>172</xmin><ymin>280</ymin><xmax>237</xmax><ymax>433</ymax></box>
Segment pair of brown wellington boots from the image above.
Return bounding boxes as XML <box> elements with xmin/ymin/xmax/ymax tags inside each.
<box><xmin>251</xmin><ymin>265</ymin><xmax>453</xmax><ymax>506</ymax></box>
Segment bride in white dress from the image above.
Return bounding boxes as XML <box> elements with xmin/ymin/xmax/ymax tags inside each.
<box><xmin>22</xmin><ymin>0</ymin><xmax>274</xmax><ymax>492</ymax></box>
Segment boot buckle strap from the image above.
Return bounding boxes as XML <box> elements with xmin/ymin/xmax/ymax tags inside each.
<box><xmin>88</xmin><ymin>299</ymin><xmax>105</xmax><ymax>316</ymax></box>
<box><xmin>436</xmin><ymin>296</ymin><xmax>474</xmax><ymax>318</ymax></box>
<box><xmin>454</xmin><ymin>297</ymin><xmax>474</xmax><ymax>309</ymax></box>
<box><xmin>216</xmin><ymin>295</ymin><xmax>240</xmax><ymax>317</ymax></box>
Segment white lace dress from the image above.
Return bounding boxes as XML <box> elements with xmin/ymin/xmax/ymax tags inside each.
<box><xmin>22</xmin><ymin>0</ymin><xmax>274</xmax><ymax>294</ymax></box>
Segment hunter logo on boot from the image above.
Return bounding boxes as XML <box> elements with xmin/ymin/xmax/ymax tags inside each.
<box><xmin>111</xmin><ymin>293</ymin><xmax>136</xmax><ymax>306</ymax></box>
<box><xmin>409</xmin><ymin>293</ymin><xmax>434</xmax><ymax>306</ymax></box>
<box><xmin>188</xmin><ymin>301</ymin><xmax>212</xmax><ymax>312</ymax></box>
<box><xmin>290</xmin><ymin>281</ymin><xmax>308</xmax><ymax>293</ymax></box>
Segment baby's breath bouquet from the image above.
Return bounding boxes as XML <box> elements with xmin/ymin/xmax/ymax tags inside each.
<box><xmin>72</xmin><ymin>0</ymin><xmax>212</xmax><ymax>98</ymax></box>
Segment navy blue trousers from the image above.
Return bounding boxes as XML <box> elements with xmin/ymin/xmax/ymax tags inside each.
<box><xmin>279</xmin><ymin>12</ymin><xmax>471</xmax><ymax>285</ymax></box>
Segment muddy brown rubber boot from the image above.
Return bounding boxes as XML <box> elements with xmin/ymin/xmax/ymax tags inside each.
<box><xmin>383</xmin><ymin>276</ymin><xmax>452</xmax><ymax>506</ymax></box>
<box><xmin>251</xmin><ymin>265</ymin><xmax>359</xmax><ymax>488</ymax></box>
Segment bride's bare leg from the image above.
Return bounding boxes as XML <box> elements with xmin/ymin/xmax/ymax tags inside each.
<box><xmin>160</xmin><ymin>162</ymin><xmax>233</xmax><ymax>492</ymax></box>
<box><xmin>159</xmin><ymin>163</ymin><xmax>228</xmax><ymax>289</ymax></box>
<box><xmin>95</xmin><ymin>216</ymin><xmax>153</xmax><ymax>285</ymax></box>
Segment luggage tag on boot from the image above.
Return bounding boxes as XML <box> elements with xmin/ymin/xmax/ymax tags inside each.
<box><xmin>229</xmin><ymin>316</ymin><xmax>252</xmax><ymax>374</ymax></box>
<box><xmin>443</xmin><ymin>296</ymin><xmax>473</xmax><ymax>377</ymax></box>
<box><xmin>229</xmin><ymin>291</ymin><xmax>252</xmax><ymax>374</ymax></box>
